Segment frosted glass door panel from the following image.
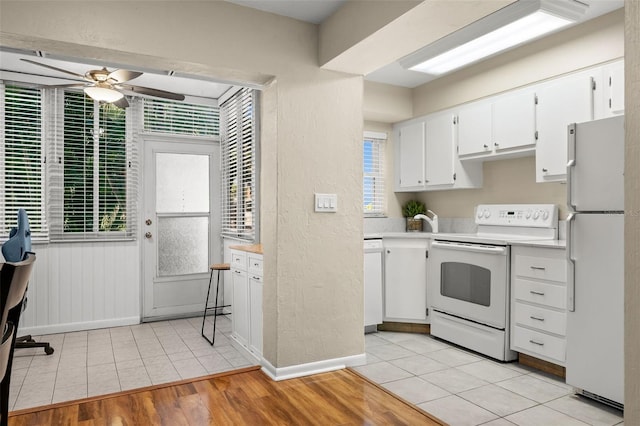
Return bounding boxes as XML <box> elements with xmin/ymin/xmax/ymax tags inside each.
<box><xmin>156</xmin><ymin>153</ymin><xmax>210</xmax><ymax>213</ymax></box>
<box><xmin>158</xmin><ymin>216</ymin><xmax>209</xmax><ymax>276</ymax></box>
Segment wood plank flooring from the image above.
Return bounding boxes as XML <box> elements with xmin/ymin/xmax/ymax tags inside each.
<box><xmin>8</xmin><ymin>366</ymin><xmax>445</xmax><ymax>425</ymax></box>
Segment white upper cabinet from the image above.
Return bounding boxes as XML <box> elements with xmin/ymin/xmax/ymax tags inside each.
<box><xmin>395</xmin><ymin>120</ymin><xmax>425</xmax><ymax>191</ymax></box>
<box><xmin>458</xmin><ymin>101</ymin><xmax>493</xmax><ymax>158</ymax></box>
<box><xmin>425</xmin><ymin>113</ymin><xmax>456</xmax><ymax>187</ymax></box>
<box><xmin>536</xmin><ymin>71</ymin><xmax>595</xmax><ymax>182</ymax></box>
<box><xmin>492</xmin><ymin>89</ymin><xmax>537</xmax><ymax>153</ymax></box>
<box><xmin>605</xmin><ymin>60</ymin><xmax>625</xmax><ymax>116</ymax></box>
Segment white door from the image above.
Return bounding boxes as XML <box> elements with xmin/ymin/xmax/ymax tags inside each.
<box><xmin>142</xmin><ymin>138</ymin><xmax>220</xmax><ymax>320</ymax></box>
<box><xmin>384</xmin><ymin>239</ymin><xmax>428</xmax><ymax>322</ymax></box>
<box><xmin>397</xmin><ymin>121</ymin><xmax>425</xmax><ymax>190</ymax></box>
<box><xmin>458</xmin><ymin>101</ymin><xmax>492</xmax><ymax>157</ymax></box>
<box><xmin>492</xmin><ymin>90</ymin><xmax>536</xmax><ymax>151</ymax></box>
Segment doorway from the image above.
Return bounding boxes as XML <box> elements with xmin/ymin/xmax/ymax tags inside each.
<box><xmin>142</xmin><ymin>137</ymin><xmax>220</xmax><ymax>320</ymax></box>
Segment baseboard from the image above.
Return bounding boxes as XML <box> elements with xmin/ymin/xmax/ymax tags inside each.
<box><xmin>261</xmin><ymin>353</ymin><xmax>367</xmax><ymax>381</ymax></box>
<box><xmin>18</xmin><ymin>316</ymin><xmax>140</xmax><ymax>336</ymax></box>
<box><xmin>377</xmin><ymin>321</ymin><xmax>431</xmax><ymax>334</ymax></box>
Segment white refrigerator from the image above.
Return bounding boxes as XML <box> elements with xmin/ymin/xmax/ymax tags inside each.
<box><xmin>566</xmin><ymin>115</ymin><xmax>624</xmax><ymax>408</ymax></box>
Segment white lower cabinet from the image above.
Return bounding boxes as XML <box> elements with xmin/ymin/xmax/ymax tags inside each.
<box><xmin>510</xmin><ymin>245</ymin><xmax>567</xmax><ymax>366</ymax></box>
<box><xmin>230</xmin><ymin>248</ymin><xmax>263</xmax><ymax>359</ymax></box>
<box><xmin>383</xmin><ymin>238</ymin><xmax>429</xmax><ymax>323</ymax></box>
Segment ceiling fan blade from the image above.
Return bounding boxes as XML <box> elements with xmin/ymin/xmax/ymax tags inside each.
<box><xmin>112</xmin><ymin>97</ymin><xmax>130</xmax><ymax>109</ymax></box>
<box><xmin>119</xmin><ymin>84</ymin><xmax>185</xmax><ymax>101</ymax></box>
<box><xmin>45</xmin><ymin>83</ymin><xmax>87</xmax><ymax>89</ymax></box>
<box><xmin>20</xmin><ymin>58</ymin><xmax>86</xmax><ymax>80</ymax></box>
<box><xmin>108</xmin><ymin>69</ymin><xmax>143</xmax><ymax>83</ymax></box>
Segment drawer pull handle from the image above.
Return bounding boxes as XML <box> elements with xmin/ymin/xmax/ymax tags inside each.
<box><xmin>529</xmin><ymin>340</ymin><xmax>545</xmax><ymax>346</ymax></box>
<box><xmin>234</xmin><ymin>270</ymin><xmax>242</xmax><ymax>275</ymax></box>
<box><xmin>530</xmin><ymin>290</ymin><xmax>545</xmax><ymax>296</ymax></box>
<box><xmin>252</xmin><ymin>276</ymin><xmax>261</xmax><ymax>280</ymax></box>
<box><xmin>530</xmin><ymin>316</ymin><xmax>545</xmax><ymax>322</ymax></box>
<box><xmin>530</xmin><ymin>266</ymin><xmax>546</xmax><ymax>271</ymax></box>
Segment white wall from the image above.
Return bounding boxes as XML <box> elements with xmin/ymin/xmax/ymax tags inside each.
<box><xmin>20</xmin><ymin>242</ymin><xmax>140</xmax><ymax>335</ymax></box>
<box><xmin>0</xmin><ymin>0</ymin><xmax>364</xmax><ymax>371</ymax></box>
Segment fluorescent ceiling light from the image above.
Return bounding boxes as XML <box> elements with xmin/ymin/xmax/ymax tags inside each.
<box><xmin>402</xmin><ymin>0</ymin><xmax>588</xmax><ymax>77</ymax></box>
<box><xmin>84</xmin><ymin>85</ymin><xmax>123</xmax><ymax>102</ymax></box>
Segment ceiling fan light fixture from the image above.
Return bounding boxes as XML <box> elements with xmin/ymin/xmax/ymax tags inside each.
<box><xmin>84</xmin><ymin>85</ymin><xmax>124</xmax><ymax>103</ymax></box>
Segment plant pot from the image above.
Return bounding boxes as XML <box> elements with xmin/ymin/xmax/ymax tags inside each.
<box><xmin>405</xmin><ymin>218</ymin><xmax>423</xmax><ymax>232</ymax></box>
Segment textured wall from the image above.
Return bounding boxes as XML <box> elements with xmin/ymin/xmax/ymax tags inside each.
<box><xmin>0</xmin><ymin>1</ymin><xmax>364</xmax><ymax>368</ymax></box>
<box><xmin>624</xmin><ymin>0</ymin><xmax>640</xmax><ymax>422</ymax></box>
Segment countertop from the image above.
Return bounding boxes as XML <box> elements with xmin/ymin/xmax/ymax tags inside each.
<box><xmin>229</xmin><ymin>244</ymin><xmax>263</xmax><ymax>254</ymax></box>
<box><xmin>365</xmin><ymin>232</ymin><xmax>432</xmax><ymax>239</ymax></box>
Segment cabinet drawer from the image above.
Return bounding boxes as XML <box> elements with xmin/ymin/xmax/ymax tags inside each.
<box><xmin>231</xmin><ymin>251</ymin><xmax>247</xmax><ymax>270</ymax></box>
<box><xmin>513</xmin><ymin>325</ymin><xmax>566</xmax><ymax>363</ymax></box>
<box><xmin>248</xmin><ymin>255</ymin><xmax>263</xmax><ymax>275</ymax></box>
<box><xmin>514</xmin><ymin>278</ymin><xmax>566</xmax><ymax>310</ymax></box>
<box><xmin>514</xmin><ymin>303</ymin><xmax>566</xmax><ymax>336</ymax></box>
<box><xmin>515</xmin><ymin>255</ymin><xmax>566</xmax><ymax>282</ymax></box>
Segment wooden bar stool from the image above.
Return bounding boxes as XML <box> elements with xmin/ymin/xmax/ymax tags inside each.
<box><xmin>201</xmin><ymin>263</ymin><xmax>231</xmax><ymax>345</ymax></box>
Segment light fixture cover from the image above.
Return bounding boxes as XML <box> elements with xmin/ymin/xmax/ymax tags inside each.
<box><xmin>84</xmin><ymin>85</ymin><xmax>124</xmax><ymax>103</ymax></box>
<box><xmin>401</xmin><ymin>0</ymin><xmax>588</xmax><ymax>76</ymax></box>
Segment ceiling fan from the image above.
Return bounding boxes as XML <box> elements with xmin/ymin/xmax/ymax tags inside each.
<box><xmin>21</xmin><ymin>58</ymin><xmax>185</xmax><ymax>108</ymax></box>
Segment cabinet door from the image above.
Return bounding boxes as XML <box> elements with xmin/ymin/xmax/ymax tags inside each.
<box><xmin>384</xmin><ymin>240</ymin><xmax>428</xmax><ymax>322</ymax></box>
<box><xmin>249</xmin><ymin>274</ymin><xmax>263</xmax><ymax>356</ymax></box>
<box><xmin>458</xmin><ymin>101</ymin><xmax>492</xmax><ymax>157</ymax></box>
<box><xmin>231</xmin><ymin>268</ymin><xmax>249</xmax><ymax>346</ymax></box>
<box><xmin>536</xmin><ymin>73</ymin><xmax>594</xmax><ymax>182</ymax></box>
<box><xmin>605</xmin><ymin>61</ymin><xmax>624</xmax><ymax>116</ymax></box>
<box><xmin>425</xmin><ymin>113</ymin><xmax>455</xmax><ymax>187</ymax></box>
<box><xmin>364</xmin><ymin>250</ymin><xmax>383</xmax><ymax>327</ymax></box>
<box><xmin>492</xmin><ymin>90</ymin><xmax>536</xmax><ymax>152</ymax></box>
<box><xmin>397</xmin><ymin>121</ymin><xmax>425</xmax><ymax>190</ymax></box>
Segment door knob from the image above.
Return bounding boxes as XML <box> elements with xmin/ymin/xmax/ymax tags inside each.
<box><xmin>145</xmin><ymin>232</ymin><xmax>152</xmax><ymax>239</ymax></box>
<box><xmin>146</xmin><ymin>219</ymin><xmax>152</xmax><ymax>225</ymax></box>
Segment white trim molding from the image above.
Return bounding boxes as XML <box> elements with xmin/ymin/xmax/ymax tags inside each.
<box><xmin>18</xmin><ymin>316</ymin><xmax>140</xmax><ymax>337</ymax></box>
<box><xmin>261</xmin><ymin>353</ymin><xmax>367</xmax><ymax>381</ymax></box>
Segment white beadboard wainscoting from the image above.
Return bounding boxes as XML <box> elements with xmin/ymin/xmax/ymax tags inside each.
<box><xmin>18</xmin><ymin>241</ymin><xmax>141</xmax><ymax>336</ymax></box>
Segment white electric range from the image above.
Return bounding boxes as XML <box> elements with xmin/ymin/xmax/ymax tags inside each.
<box><xmin>428</xmin><ymin>204</ymin><xmax>558</xmax><ymax>361</ymax></box>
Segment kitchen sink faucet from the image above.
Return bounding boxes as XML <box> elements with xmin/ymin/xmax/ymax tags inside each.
<box><xmin>414</xmin><ymin>210</ymin><xmax>438</xmax><ymax>233</ymax></box>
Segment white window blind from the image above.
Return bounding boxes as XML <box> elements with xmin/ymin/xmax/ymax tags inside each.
<box><xmin>220</xmin><ymin>88</ymin><xmax>257</xmax><ymax>240</ymax></box>
<box><xmin>47</xmin><ymin>90</ymin><xmax>137</xmax><ymax>240</ymax></box>
<box><xmin>0</xmin><ymin>83</ymin><xmax>47</xmax><ymax>239</ymax></box>
<box><xmin>143</xmin><ymin>98</ymin><xmax>219</xmax><ymax>136</ymax></box>
<box><xmin>363</xmin><ymin>134</ymin><xmax>386</xmax><ymax>216</ymax></box>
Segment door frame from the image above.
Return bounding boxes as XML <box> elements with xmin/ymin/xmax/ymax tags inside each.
<box><xmin>140</xmin><ymin>134</ymin><xmax>221</xmax><ymax>321</ymax></box>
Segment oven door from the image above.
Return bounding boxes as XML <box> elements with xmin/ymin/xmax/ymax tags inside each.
<box><xmin>429</xmin><ymin>240</ymin><xmax>509</xmax><ymax>329</ymax></box>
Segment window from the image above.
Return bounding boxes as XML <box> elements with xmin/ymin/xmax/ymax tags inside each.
<box><xmin>47</xmin><ymin>91</ymin><xmax>136</xmax><ymax>240</ymax></box>
<box><xmin>0</xmin><ymin>83</ymin><xmax>46</xmax><ymax>239</ymax></box>
<box><xmin>363</xmin><ymin>132</ymin><xmax>386</xmax><ymax>216</ymax></box>
<box><xmin>143</xmin><ymin>98</ymin><xmax>219</xmax><ymax>136</ymax></box>
<box><xmin>220</xmin><ymin>88</ymin><xmax>257</xmax><ymax>240</ymax></box>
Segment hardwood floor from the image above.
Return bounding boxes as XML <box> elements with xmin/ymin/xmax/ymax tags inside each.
<box><xmin>8</xmin><ymin>366</ymin><xmax>445</xmax><ymax>425</ymax></box>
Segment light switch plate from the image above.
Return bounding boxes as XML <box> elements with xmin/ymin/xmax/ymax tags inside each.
<box><xmin>314</xmin><ymin>193</ymin><xmax>337</xmax><ymax>213</ymax></box>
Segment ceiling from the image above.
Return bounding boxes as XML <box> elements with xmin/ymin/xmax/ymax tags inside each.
<box><xmin>0</xmin><ymin>0</ymin><xmax>624</xmax><ymax>100</ymax></box>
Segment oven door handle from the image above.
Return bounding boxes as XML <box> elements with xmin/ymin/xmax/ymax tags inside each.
<box><xmin>431</xmin><ymin>241</ymin><xmax>507</xmax><ymax>255</ymax></box>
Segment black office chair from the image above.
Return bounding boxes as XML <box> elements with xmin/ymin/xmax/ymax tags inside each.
<box><xmin>1</xmin><ymin>209</ymin><xmax>53</xmax><ymax>356</ymax></box>
<box><xmin>0</xmin><ymin>254</ymin><xmax>36</xmax><ymax>426</ymax></box>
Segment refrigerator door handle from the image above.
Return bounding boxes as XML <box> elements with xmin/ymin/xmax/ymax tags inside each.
<box><xmin>566</xmin><ymin>212</ymin><xmax>576</xmax><ymax>312</ymax></box>
<box><xmin>567</xmin><ymin>124</ymin><xmax>577</xmax><ymax>212</ymax></box>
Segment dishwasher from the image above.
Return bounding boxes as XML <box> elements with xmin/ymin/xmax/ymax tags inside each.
<box><xmin>364</xmin><ymin>238</ymin><xmax>383</xmax><ymax>332</ymax></box>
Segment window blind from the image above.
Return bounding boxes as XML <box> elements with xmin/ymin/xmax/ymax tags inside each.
<box><xmin>47</xmin><ymin>90</ymin><xmax>137</xmax><ymax>240</ymax></box>
<box><xmin>363</xmin><ymin>136</ymin><xmax>385</xmax><ymax>216</ymax></box>
<box><xmin>0</xmin><ymin>83</ymin><xmax>47</xmax><ymax>239</ymax></box>
<box><xmin>220</xmin><ymin>88</ymin><xmax>256</xmax><ymax>240</ymax></box>
<box><xmin>143</xmin><ymin>98</ymin><xmax>219</xmax><ymax>136</ymax></box>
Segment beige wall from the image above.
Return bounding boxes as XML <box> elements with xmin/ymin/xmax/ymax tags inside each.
<box><xmin>363</xmin><ymin>80</ymin><xmax>413</xmax><ymax>123</ymax></box>
<box><xmin>0</xmin><ymin>1</ymin><xmax>364</xmax><ymax>368</ymax></box>
<box><xmin>625</xmin><ymin>0</ymin><xmax>640</xmax><ymax>422</ymax></box>
<box><xmin>385</xmin><ymin>9</ymin><xmax>625</xmax><ymax>221</ymax></box>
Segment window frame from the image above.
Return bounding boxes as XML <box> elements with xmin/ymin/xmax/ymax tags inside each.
<box><xmin>363</xmin><ymin>131</ymin><xmax>387</xmax><ymax>218</ymax></box>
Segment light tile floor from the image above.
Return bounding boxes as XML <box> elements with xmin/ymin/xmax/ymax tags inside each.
<box><xmin>356</xmin><ymin>331</ymin><xmax>625</xmax><ymax>426</ymax></box>
<box><xmin>9</xmin><ymin>322</ymin><xmax>626</xmax><ymax>426</ymax></box>
<box><xmin>8</xmin><ymin>315</ymin><xmax>258</xmax><ymax>412</ymax></box>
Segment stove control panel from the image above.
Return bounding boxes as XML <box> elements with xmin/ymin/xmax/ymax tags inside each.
<box><xmin>475</xmin><ymin>204</ymin><xmax>558</xmax><ymax>228</ymax></box>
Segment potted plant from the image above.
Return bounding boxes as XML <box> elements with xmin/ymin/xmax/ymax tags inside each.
<box><xmin>402</xmin><ymin>200</ymin><xmax>426</xmax><ymax>232</ymax></box>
